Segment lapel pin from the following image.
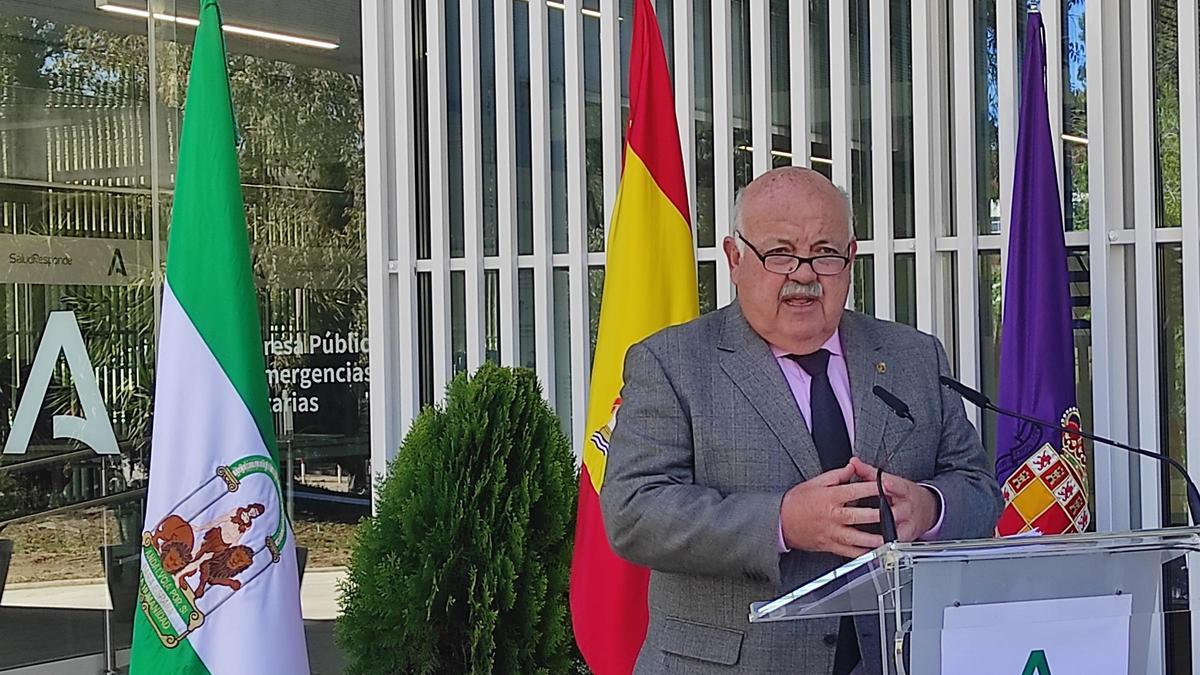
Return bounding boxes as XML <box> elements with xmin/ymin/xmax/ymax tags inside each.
<box><xmin>876</xmin><ymin>361</ymin><xmax>887</xmax><ymax>374</ymax></box>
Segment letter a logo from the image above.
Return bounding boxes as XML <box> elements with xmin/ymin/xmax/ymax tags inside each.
<box><xmin>1021</xmin><ymin>649</ymin><xmax>1052</xmax><ymax>675</ymax></box>
<box><xmin>2</xmin><ymin>311</ymin><xmax>119</xmax><ymax>455</ymax></box>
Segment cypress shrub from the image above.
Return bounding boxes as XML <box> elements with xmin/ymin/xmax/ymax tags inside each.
<box><xmin>336</xmin><ymin>364</ymin><xmax>580</xmax><ymax>674</ymax></box>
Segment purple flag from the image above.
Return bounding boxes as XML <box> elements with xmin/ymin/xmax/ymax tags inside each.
<box><xmin>993</xmin><ymin>9</ymin><xmax>1089</xmax><ymax>536</ymax></box>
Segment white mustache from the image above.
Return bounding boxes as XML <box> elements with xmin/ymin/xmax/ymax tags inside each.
<box><xmin>780</xmin><ymin>280</ymin><xmax>823</xmax><ymax>301</ymax></box>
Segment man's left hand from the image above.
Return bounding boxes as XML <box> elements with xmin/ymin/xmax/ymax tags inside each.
<box><xmin>849</xmin><ymin>457</ymin><xmax>940</xmax><ymax>542</ymax></box>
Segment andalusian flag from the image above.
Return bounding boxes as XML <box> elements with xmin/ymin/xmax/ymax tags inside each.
<box><xmin>130</xmin><ymin>1</ymin><xmax>309</xmax><ymax>672</ymax></box>
<box><xmin>569</xmin><ymin>1</ymin><xmax>699</xmax><ymax>671</ymax></box>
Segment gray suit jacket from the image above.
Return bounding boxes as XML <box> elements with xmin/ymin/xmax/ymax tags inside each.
<box><xmin>600</xmin><ymin>302</ymin><xmax>1002</xmax><ymax>674</ymax></box>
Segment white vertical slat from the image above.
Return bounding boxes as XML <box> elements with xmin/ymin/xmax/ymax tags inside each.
<box><xmin>995</xmin><ymin>0</ymin><xmax>1019</xmax><ymax>293</ymax></box>
<box><xmin>425</xmin><ymin>0</ymin><xmax>453</xmax><ymax>399</ymax></box>
<box><xmin>951</xmin><ymin>0</ymin><xmax>981</xmax><ymax>428</ymax></box>
<box><xmin>495</xmin><ymin>0</ymin><xmax>521</xmax><ymax>366</ymax></box>
<box><xmin>788</xmin><ymin>0</ymin><xmax>810</xmax><ymax>168</ymax></box>
<box><xmin>712</xmin><ymin>0</ymin><xmax>735</xmax><ymax>306</ymax></box>
<box><xmin>362</xmin><ymin>0</ymin><xmax>395</xmax><ymax>485</ymax></box>
<box><xmin>460</xmin><ymin>0</ymin><xmax>486</xmax><ymax>371</ymax></box>
<box><xmin>869</xmin><ymin>0</ymin><xmax>894</xmax><ymax>320</ymax></box>
<box><xmin>564</xmin><ymin>0</ymin><xmax>591</xmax><ymax>455</ymax></box>
<box><xmin>1127</xmin><ymin>10</ymin><xmax>1165</xmax><ymax>664</ymax></box>
<box><xmin>145</xmin><ymin>2</ymin><xmax>163</xmax><ymax>341</ymax></box>
<box><xmin>529</xmin><ymin>0</ymin><xmax>557</xmax><ymax>402</ymax></box>
<box><xmin>675</xmin><ymin>0</ymin><xmax>696</xmax><ymax>233</ymax></box>
<box><xmin>1177</xmin><ymin>0</ymin><xmax>1200</xmax><ymax>664</ymax></box>
<box><xmin>828</xmin><ymin>0</ymin><xmax>852</xmax><ymax>193</ymax></box>
<box><xmin>910</xmin><ymin>0</ymin><xmax>940</xmax><ymax>334</ymax></box>
<box><xmin>1042</xmin><ymin>0</ymin><xmax>1064</xmax><ymax>189</ymax></box>
<box><xmin>368</xmin><ymin>0</ymin><xmax>421</xmax><ymax>489</ymax></box>
<box><xmin>600</xmin><ymin>0</ymin><xmax>621</xmax><ymax>238</ymax></box>
<box><xmin>749</xmin><ymin>0</ymin><xmax>772</xmax><ymax>176</ymax></box>
<box><xmin>1128</xmin><ymin>0</ymin><xmax>1162</xmax><ymax>532</ymax></box>
<box><xmin>1084</xmin><ymin>0</ymin><xmax>1131</xmax><ymax>533</ymax></box>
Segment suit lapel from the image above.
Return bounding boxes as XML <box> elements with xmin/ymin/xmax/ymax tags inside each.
<box><xmin>840</xmin><ymin>311</ymin><xmax>888</xmax><ymax>466</ymax></box>
<box><xmin>717</xmin><ymin>304</ymin><xmax>824</xmax><ymax>479</ymax></box>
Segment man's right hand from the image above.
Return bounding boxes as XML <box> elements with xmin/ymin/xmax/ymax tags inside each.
<box><xmin>780</xmin><ymin>464</ymin><xmax>884</xmax><ymax>558</ymax></box>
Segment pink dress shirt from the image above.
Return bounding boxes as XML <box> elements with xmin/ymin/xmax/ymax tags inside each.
<box><xmin>773</xmin><ymin>330</ymin><xmax>944</xmax><ymax>552</ymax></box>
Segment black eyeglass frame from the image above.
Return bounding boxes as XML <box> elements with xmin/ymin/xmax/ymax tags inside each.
<box><xmin>735</xmin><ymin>232</ymin><xmax>852</xmax><ymax>276</ymax></box>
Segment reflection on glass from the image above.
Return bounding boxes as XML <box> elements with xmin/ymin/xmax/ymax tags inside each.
<box><xmin>451</xmin><ymin>271</ymin><xmax>467</xmax><ymax>374</ymax></box>
<box><xmin>588</xmin><ymin>265</ymin><xmax>604</xmax><ymax>360</ymax></box>
<box><xmin>0</xmin><ymin>10</ymin><xmax>152</xmax><ymax>669</ymax></box>
<box><xmin>1158</xmin><ymin>244</ymin><xmax>1186</xmax><ymax>525</ymax></box>
<box><xmin>771</xmin><ymin>0</ymin><xmax>790</xmax><ymax>164</ymax></box>
<box><xmin>1066</xmin><ymin>248</ymin><xmax>1094</xmax><ymax>509</ymax></box>
<box><xmin>975</xmin><ymin>0</ymin><xmax>1000</xmax><ymax>235</ymax></box>
<box><xmin>733</xmin><ymin>0</ymin><xmax>753</xmax><ymax>190</ymax></box>
<box><xmin>1154</xmin><ymin>0</ymin><xmax>1181</xmax><ymax>229</ymax></box>
<box><xmin>550</xmin><ymin>8</ymin><xmax>568</xmax><ymax>254</ymax></box>
<box><xmin>894</xmin><ymin>253</ymin><xmax>915</xmax><ymax>326</ymax></box>
<box><xmin>515</xmin><ymin>1</ymin><xmax>534</xmax><ymax>255</ymax></box>
<box><xmin>552</xmin><ymin>268</ymin><xmax>572</xmax><ymax>437</ymax></box>
<box><xmin>1062</xmin><ymin>0</ymin><xmax>1088</xmax><ymax>232</ymax></box>
<box><xmin>519</xmin><ymin>268</ymin><xmax>536</xmax><ymax>369</ymax></box>
<box><xmin>619</xmin><ymin>0</ymin><xmax>634</xmax><ymax>147</ymax></box>
<box><xmin>694</xmin><ymin>0</ymin><xmax>716</xmax><ymax>247</ymax></box>
<box><xmin>447</xmin><ymin>0</ymin><xmax>465</xmax><ymax>258</ymax></box>
<box><xmin>810</xmin><ymin>0</ymin><xmax>832</xmax><ymax>166</ymax></box>
<box><xmin>850</xmin><ymin>0</ymin><xmax>873</xmax><ymax>241</ymax></box>
<box><xmin>485</xmin><ymin>269</ymin><xmax>501</xmax><ymax>363</ymax></box>
<box><xmin>978</xmin><ymin>251</ymin><xmax>1002</xmax><ymax>455</ymax></box>
<box><xmin>698</xmin><ymin>261</ymin><xmax>718</xmax><ymax>314</ymax></box>
<box><xmin>942</xmin><ymin>253</ymin><xmax>959</xmax><ymax>371</ymax></box>
<box><xmin>482</xmin><ymin>0</ymin><xmax>500</xmax><ymax>256</ymax></box>
<box><xmin>852</xmin><ymin>254</ymin><xmax>875</xmax><ymax>316</ymax></box>
<box><xmin>891</xmin><ymin>0</ymin><xmax>916</xmax><ymax>238</ymax></box>
<box><xmin>418</xmin><ymin>272</ymin><xmax>434</xmax><ymax>406</ymax></box>
<box><xmin>656</xmin><ymin>0</ymin><xmax>674</xmax><ymax>82</ymax></box>
<box><xmin>585</xmin><ymin>13</ymin><xmax>605</xmax><ymax>253</ymax></box>
<box><xmin>1</xmin><ymin>2</ymin><xmax>368</xmax><ymax>667</ymax></box>
<box><xmin>415</xmin><ymin>1</ymin><xmax>432</xmax><ymax>259</ymax></box>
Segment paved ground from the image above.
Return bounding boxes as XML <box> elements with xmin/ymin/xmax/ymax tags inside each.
<box><xmin>0</xmin><ymin>569</ymin><xmax>348</xmax><ymax>672</ymax></box>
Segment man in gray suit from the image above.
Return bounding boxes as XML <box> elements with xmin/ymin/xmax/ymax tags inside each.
<box><xmin>600</xmin><ymin>167</ymin><xmax>1002</xmax><ymax>674</ymax></box>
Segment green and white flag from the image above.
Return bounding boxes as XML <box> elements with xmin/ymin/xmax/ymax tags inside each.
<box><xmin>131</xmin><ymin>1</ymin><xmax>308</xmax><ymax>672</ymax></box>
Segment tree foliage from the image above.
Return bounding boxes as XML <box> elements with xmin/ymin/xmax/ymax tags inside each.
<box><xmin>336</xmin><ymin>364</ymin><xmax>580</xmax><ymax>674</ymax></box>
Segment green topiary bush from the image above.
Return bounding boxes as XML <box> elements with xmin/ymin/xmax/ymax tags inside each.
<box><xmin>336</xmin><ymin>364</ymin><xmax>580</xmax><ymax>674</ymax></box>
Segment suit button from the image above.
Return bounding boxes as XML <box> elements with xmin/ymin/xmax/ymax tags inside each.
<box><xmin>823</xmin><ymin>633</ymin><xmax>837</xmax><ymax>646</ymax></box>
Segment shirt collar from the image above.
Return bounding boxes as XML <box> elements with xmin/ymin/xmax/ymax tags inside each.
<box><xmin>770</xmin><ymin>329</ymin><xmax>843</xmax><ymax>359</ymax></box>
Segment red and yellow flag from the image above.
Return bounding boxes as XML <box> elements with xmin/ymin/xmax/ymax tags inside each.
<box><xmin>569</xmin><ymin>1</ymin><xmax>699</xmax><ymax>672</ymax></box>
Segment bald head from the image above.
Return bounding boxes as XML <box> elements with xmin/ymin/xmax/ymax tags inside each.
<box><xmin>732</xmin><ymin>167</ymin><xmax>854</xmax><ymax>245</ymax></box>
<box><xmin>722</xmin><ymin>166</ymin><xmax>858</xmax><ymax>354</ymax></box>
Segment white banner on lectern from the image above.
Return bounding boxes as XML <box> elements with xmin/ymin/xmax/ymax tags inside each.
<box><xmin>941</xmin><ymin>594</ymin><xmax>1132</xmax><ymax>675</ymax></box>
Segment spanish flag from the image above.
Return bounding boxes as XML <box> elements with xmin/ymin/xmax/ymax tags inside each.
<box><xmin>569</xmin><ymin>1</ymin><xmax>699</xmax><ymax>672</ymax></box>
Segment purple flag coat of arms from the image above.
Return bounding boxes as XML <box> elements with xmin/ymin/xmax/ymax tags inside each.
<box><xmin>994</xmin><ymin>8</ymin><xmax>1089</xmax><ymax>537</ymax></box>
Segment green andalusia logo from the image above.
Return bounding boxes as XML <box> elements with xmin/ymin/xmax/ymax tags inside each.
<box><xmin>137</xmin><ymin>455</ymin><xmax>288</xmax><ymax>648</ymax></box>
<box><xmin>1022</xmin><ymin>649</ymin><xmax>1052</xmax><ymax>675</ymax></box>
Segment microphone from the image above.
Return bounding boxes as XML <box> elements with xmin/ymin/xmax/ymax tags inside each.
<box><xmin>939</xmin><ymin>375</ymin><xmax>1200</xmax><ymax>527</ymax></box>
<box><xmin>870</xmin><ymin>385</ymin><xmax>912</xmax><ymax>543</ymax></box>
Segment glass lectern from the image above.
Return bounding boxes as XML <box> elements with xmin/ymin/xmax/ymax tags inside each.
<box><xmin>749</xmin><ymin>529</ymin><xmax>1200</xmax><ymax>674</ymax></box>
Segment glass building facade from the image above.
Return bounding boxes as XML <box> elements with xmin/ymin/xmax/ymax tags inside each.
<box><xmin>0</xmin><ymin>0</ymin><xmax>363</xmax><ymax>670</ymax></box>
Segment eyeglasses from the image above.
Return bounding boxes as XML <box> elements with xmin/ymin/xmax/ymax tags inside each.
<box><xmin>735</xmin><ymin>232</ymin><xmax>851</xmax><ymax>276</ymax></box>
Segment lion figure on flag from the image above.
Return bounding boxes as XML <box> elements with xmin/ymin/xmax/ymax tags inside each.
<box><xmin>149</xmin><ymin>503</ymin><xmax>265</xmax><ymax>599</ymax></box>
